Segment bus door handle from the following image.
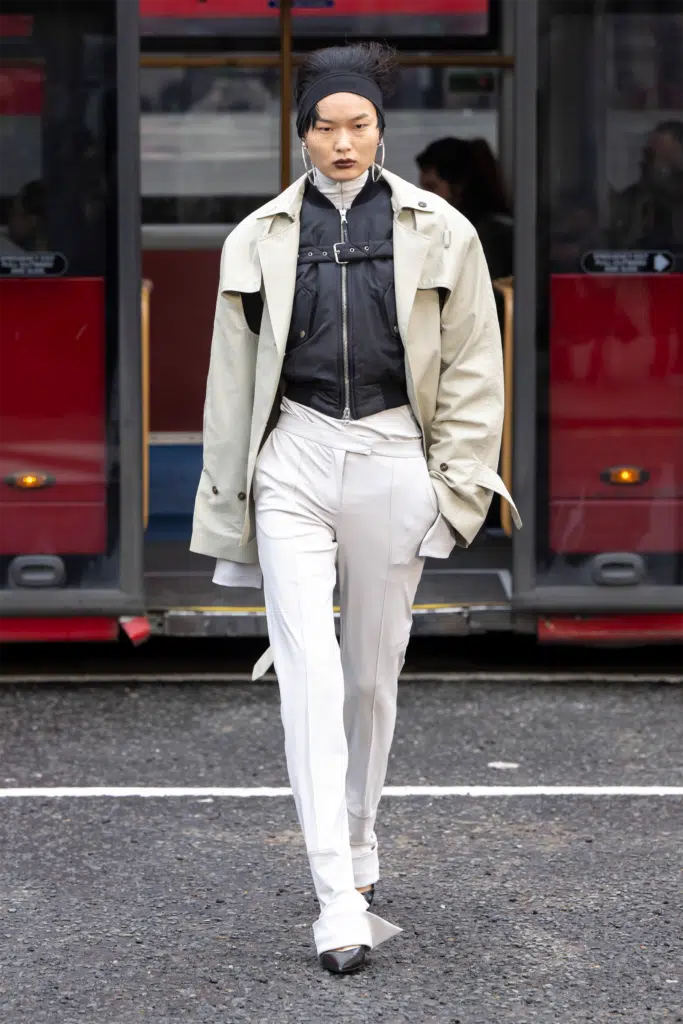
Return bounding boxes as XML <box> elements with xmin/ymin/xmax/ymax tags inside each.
<box><xmin>493</xmin><ymin>275</ymin><xmax>515</xmax><ymax>538</ymax></box>
<box><xmin>141</xmin><ymin>279</ymin><xmax>153</xmax><ymax>530</ymax></box>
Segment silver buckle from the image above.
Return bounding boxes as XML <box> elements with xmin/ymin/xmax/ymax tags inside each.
<box><xmin>333</xmin><ymin>242</ymin><xmax>349</xmax><ymax>265</ymax></box>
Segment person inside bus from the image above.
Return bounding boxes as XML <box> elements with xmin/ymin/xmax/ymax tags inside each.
<box><xmin>415</xmin><ymin>136</ymin><xmax>513</xmax><ymax>281</ymax></box>
<box><xmin>0</xmin><ymin>180</ymin><xmax>47</xmax><ymax>254</ymax></box>
<box><xmin>550</xmin><ymin>188</ymin><xmax>602</xmax><ymax>272</ymax></box>
<box><xmin>609</xmin><ymin>120</ymin><xmax>683</xmax><ymax>256</ymax></box>
<box><xmin>192</xmin><ymin>42</ymin><xmax>520</xmax><ymax>976</ymax></box>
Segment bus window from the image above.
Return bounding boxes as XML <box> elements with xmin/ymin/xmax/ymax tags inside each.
<box><xmin>141</xmin><ymin>65</ymin><xmax>281</xmax><ymax>225</ymax></box>
<box><xmin>536</xmin><ymin>0</ymin><xmax>683</xmax><ymax>589</ymax></box>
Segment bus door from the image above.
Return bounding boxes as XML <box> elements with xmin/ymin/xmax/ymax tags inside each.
<box><xmin>139</xmin><ymin>0</ymin><xmax>517</xmax><ymax>634</ymax></box>
<box><xmin>512</xmin><ymin>0</ymin><xmax>683</xmax><ymax>628</ymax></box>
<box><xmin>0</xmin><ymin>0</ymin><xmax>144</xmax><ymax>625</ymax></box>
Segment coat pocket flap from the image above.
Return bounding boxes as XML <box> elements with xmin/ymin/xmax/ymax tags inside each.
<box><xmin>471</xmin><ymin>464</ymin><xmax>522</xmax><ymax>530</ymax></box>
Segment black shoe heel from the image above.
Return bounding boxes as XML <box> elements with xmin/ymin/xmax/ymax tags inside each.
<box><xmin>360</xmin><ymin>884</ymin><xmax>375</xmax><ymax>907</ymax></box>
<box><xmin>319</xmin><ymin>945</ymin><xmax>367</xmax><ymax>974</ymax></box>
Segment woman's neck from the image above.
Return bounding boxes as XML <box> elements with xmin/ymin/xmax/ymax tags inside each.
<box><xmin>313</xmin><ymin>167</ymin><xmax>369</xmax><ymax>210</ymax></box>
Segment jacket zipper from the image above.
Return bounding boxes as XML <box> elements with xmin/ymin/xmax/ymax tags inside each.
<box><xmin>339</xmin><ymin>206</ymin><xmax>351</xmax><ymax>421</ymax></box>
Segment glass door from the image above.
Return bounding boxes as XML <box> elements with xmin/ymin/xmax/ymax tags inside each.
<box><xmin>513</xmin><ymin>0</ymin><xmax>683</xmax><ymax>613</ymax></box>
<box><xmin>0</xmin><ymin>0</ymin><xmax>143</xmax><ymax>614</ymax></box>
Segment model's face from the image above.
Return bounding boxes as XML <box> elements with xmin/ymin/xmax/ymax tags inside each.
<box><xmin>304</xmin><ymin>92</ymin><xmax>381</xmax><ymax>181</ymax></box>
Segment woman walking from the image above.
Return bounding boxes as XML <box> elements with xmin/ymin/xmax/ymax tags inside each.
<box><xmin>191</xmin><ymin>42</ymin><xmax>520</xmax><ymax>974</ymax></box>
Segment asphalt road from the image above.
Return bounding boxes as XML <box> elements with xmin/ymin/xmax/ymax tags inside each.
<box><xmin>1</xmin><ymin>675</ymin><xmax>681</xmax><ymax>1023</ymax></box>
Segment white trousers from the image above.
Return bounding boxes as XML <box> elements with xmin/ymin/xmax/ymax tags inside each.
<box><xmin>253</xmin><ymin>403</ymin><xmax>439</xmax><ymax>955</ymax></box>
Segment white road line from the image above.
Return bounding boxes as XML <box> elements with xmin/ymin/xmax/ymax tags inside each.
<box><xmin>0</xmin><ymin>785</ymin><xmax>682</xmax><ymax>799</ymax></box>
<box><xmin>1</xmin><ymin>672</ymin><xmax>681</xmax><ymax>685</ymax></box>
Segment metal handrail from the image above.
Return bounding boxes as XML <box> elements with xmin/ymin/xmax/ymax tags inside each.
<box><xmin>493</xmin><ymin>275</ymin><xmax>514</xmax><ymax>538</ymax></box>
<box><xmin>139</xmin><ymin>53</ymin><xmax>514</xmax><ymax>69</ymax></box>
<box><xmin>141</xmin><ymin>279</ymin><xmax>153</xmax><ymax>530</ymax></box>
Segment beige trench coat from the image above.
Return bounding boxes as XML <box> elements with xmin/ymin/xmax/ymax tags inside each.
<box><xmin>190</xmin><ymin>169</ymin><xmax>521</xmax><ymax>565</ymax></box>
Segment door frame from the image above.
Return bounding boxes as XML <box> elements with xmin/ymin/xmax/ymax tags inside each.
<box><xmin>0</xmin><ymin>0</ymin><xmax>145</xmax><ymax>617</ymax></box>
<box><xmin>511</xmin><ymin>0</ymin><xmax>683</xmax><ymax>614</ymax></box>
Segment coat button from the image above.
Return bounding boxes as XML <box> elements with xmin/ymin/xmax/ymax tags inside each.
<box><xmin>238</xmin><ymin>491</ymin><xmax>246</xmax><ymax>501</ymax></box>
<box><xmin>418</xmin><ymin>201</ymin><xmax>427</xmax><ymax>208</ymax></box>
<box><xmin>440</xmin><ymin>463</ymin><xmax>448</xmax><ymax>472</ymax></box>
<box><xmin>211</xmin><ymin>485</ymin><xmax>218</xmax><ymax>495</ymax></box>
<box><xmin>299</xmin><ymin>330</ymin><xmax>306</xmax><ymax>338</ymax></box>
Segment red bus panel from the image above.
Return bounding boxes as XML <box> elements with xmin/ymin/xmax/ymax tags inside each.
<box><xmin>0</xmin><ymin>616</ymin><xmax>119</xmax><ymax>643</ymax></box>
<box><xmin>0</xmin><ymin>278</ymin><xmax>107</xmax><ymax>555</ymax></box>
<box><xmin>538</xmin><ymin>613</ymin><xmax>683</xmax><ymax>644</ymax></box>
<box><xmin>140</xmin><ymin>0</ymin><xmax>487</xmax><ymax>17</ymax></box>
<box><xmin>0</xmin><ymin>64</ymin><xmax>42</xmax><ymax>115</ymax></box>
<box><xmin>143</xmin><ymin>249</ymin><xmax>217</xmax><ymax>433</ymax></box>
<box><xmin>550</xmin><ymin>274</ymin><xmax>683</xmax><ymax>554</ymax></box>
<box><xmin>139</xmin><ymin>0</ymin><xmax>492</xmax><ymax>43</ymax></box>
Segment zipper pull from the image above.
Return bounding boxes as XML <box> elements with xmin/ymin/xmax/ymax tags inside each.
<box><xmin>339</xmin><ymin>207</ymin><xmax>348</xmax><ymax>245</ymax></box>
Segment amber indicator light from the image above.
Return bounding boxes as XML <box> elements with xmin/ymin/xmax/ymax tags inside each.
<box><xmin>600</xmin><ymin>466</ymin><xmax>649</xmax><ymax>486</ymax></box>
<box><xmin>6</xmin><ymin>472</ymin><xmax>53</xmax><ymax>489</ymax></box>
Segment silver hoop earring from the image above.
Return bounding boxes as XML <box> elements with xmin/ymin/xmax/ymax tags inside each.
<box><xmin>371</xmin><ymin>139</ymin><xmax>385</xmax><ymax>183</ymax></box>
<box><xmin>301</xmin><ymin>142</ymin><xmax>316</xmax><ymax>186</ymax></box>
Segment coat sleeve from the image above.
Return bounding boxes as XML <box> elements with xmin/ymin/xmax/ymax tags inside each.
<box><xmin>189</xmin><ymin>232</ymin><xmax>260</xmax><ymax>562</ymax></box>
<box><xmin>427</xmin><ymin>228</ymin><xmax>521</xmax><ymax>547</ymax></box>
<box><xmin>213</xmin><ymin>558</ymin><xmax>263</xmax><ymax>588</ymax></box>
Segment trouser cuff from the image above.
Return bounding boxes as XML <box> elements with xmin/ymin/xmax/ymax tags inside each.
<box><xmin>351</xmin><ymin>846</ymin><xmax>379</xmax><ymax>888</ymax></box>
<box><xmin>348</xmin><ymin>810</ymin><xmax>379</xmax><ymax>887</ymax></box>
<box><xmin>312</xmin><ymin>890</ymin><xmax>402</xmax><ymax>955</ymax></box>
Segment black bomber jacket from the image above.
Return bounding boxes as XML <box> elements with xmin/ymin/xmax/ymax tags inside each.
<box><xmin>281</xmin><ymin>176</ymin><xmax>408</xmax><ymax>421</ymax></box>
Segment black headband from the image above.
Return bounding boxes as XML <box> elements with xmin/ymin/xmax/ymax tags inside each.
<box><xmin>296</xmin><ymin>72</ymin><xmax>385</xmax><ymax>139</ymax></box>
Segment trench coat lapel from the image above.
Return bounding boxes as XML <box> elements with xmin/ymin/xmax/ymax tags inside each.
<box><xmin>257</xmin><ymin>219</ymin><xmax>299</xmax><ymax>356</ymax></box>
<box><xmin>393</xmin><ymin>216</ymin><xmax>431</xmax><ymax>345</ymax></box>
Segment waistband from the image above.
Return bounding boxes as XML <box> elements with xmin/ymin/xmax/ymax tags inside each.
<box><xmin>284</xmin><ymin>382</ymin><xmax>410</xmax><ymax>417</ymax></box>
<box><xmin>276</xmin><ymin>411</ymin><xmax>424</xmax><ymax>458</ymax></box>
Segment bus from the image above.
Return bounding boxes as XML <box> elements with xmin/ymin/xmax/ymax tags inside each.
<box><xmin>0</xmin><ymin>0</ymin><xmax>681</xmax><ymax>647</ymax></box>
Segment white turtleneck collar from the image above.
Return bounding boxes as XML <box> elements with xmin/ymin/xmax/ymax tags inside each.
<box><xmin>313</xmin><ymin>167</ymin><xmax>369</xmax><ymax>210</ymax></box>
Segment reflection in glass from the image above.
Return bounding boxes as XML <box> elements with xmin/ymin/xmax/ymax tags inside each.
<box><xmin>141</xmin><ymin>65</ymin><xmax>281</xmax><ymax>223</ymax></box>
<box><xmin>141</xmin><ymin>64</ymin><xmax>500</xmax><ymax>226</ymax></box>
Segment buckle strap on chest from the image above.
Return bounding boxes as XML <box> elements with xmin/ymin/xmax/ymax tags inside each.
<box><xmin>298</xmin><ymin>240</ymin><xmax>393</xmax><ymax>265</ymax></box>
